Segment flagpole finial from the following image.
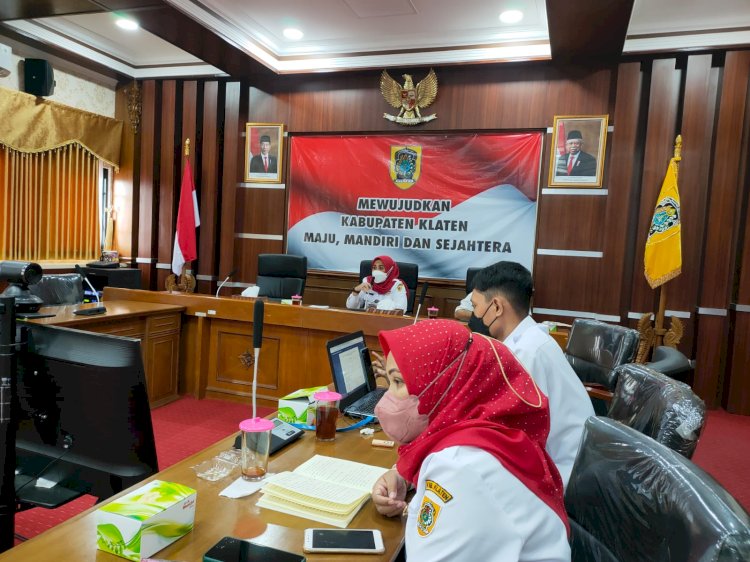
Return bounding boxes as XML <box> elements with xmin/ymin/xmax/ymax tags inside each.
<box><xmin>184</xmin><ymin>138</ymin><xmax>190</xmax><ymax>157</ymax></box>
<box><xmin>674</xmin><ymin>134</ymin><xmax>682</xmax><ymax>161</ymax></box>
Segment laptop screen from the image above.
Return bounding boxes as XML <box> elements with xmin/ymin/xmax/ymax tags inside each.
<box><xmin>327</xmin><ymin>332</ymin><xmax>368</xmax><ymax>402</ymax></box>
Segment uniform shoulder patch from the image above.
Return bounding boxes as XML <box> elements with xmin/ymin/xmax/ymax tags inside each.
<box><xmin>397</xmin><ymin>283</ymin><xmax>404</xmax><ymax>291</ymax></box>
<box><xmin>417</xmin><ymin>497</ymin><xmax>441</xmax><ymax>537</ymax></box>
<box><xmin>425</xmin><ymin>480</ymin><xmax>453</xmax><ymax>503</ymax></box>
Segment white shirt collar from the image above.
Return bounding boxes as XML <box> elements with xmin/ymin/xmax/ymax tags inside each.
<box><xmin>504</xmin><ymin>315</ymin><xmax>538</xmax><ymax>346</ymax></box>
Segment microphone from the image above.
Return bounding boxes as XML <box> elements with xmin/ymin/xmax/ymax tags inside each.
<box><xmin>73</xmin><ymin>265</ymin><xmax>106</xmax><ymax>315</ymax></box>
<box><xmin>412</xmin><ymin>282</ymin><xmax>429</xmax><ymax>324</ymax></box>
<box><xmin>215</xmin><ymin>268</ymin><xmax>238</xmax><ymax>298</ymax></box>
<box><xmin>251</xmin><ymin>299</ymin><xmax>264</xmax><ymax>418</ymax></box>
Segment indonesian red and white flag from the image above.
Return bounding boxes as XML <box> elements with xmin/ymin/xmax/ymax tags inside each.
<box><xmin>171</xmin><ymin>158</ymin><xmax>200</xmax><ymax>275</ymax></box>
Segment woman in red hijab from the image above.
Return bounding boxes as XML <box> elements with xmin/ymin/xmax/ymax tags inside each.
<box><xmin>372</xmin><ymin>319</ymin><xmax>570</xmax><ymax>562</ymax></box>
<box><xmin>346</xmin><ymin>255</ymin><xmax>408</xmax><ymax>312</ymax></box>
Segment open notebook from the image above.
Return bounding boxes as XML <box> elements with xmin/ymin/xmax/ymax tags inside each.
<box><xmin>257</xmin><ymin>455</ymin><xmax>388</xmax><ymax>528</ymax></box>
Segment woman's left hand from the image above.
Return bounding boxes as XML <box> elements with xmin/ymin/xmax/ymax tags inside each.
<box><xmin>372</xmin><ymin>469</ymin><xmax>408</xmax><ymax>517</ymax></box>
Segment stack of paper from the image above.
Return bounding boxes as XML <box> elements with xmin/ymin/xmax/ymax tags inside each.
<box><xmin>257</xmin><ymin>455</ymin><xmax>388</xmax><ymax>528</ymax></box>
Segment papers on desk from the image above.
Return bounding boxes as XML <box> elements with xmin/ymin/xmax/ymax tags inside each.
<box><xmin>257</xmin><ymin>454</ymin><xmax>388</xmax><ymax>528</ymax></box>
<box><xmin>220</xmin><ymin>476</ymin><xmax>270</xmax><ymax>498</ymax></box>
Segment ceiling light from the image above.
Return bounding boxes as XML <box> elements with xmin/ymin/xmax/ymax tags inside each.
<box><xmin>283</xmin><ymin>28</ymin><xmax>304</xmax><ymax>41</ymax></box>
<box><xmin>115</xmin><ymin>18</ymin><xmax>139</xmax><ymax>31</ymax></box>
<box><xmin>499</xmin><ymin>10</ymin><xmax>524</xmax><ymax>24</ymax></box>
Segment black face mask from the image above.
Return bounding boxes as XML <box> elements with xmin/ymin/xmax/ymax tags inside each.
<box><xmin>472</xmin><ymin>300</ymin><xmax>498</xmax><ymax>333</ymax></box>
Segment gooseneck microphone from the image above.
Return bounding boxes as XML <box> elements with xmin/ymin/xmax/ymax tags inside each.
<box><xmin>412</xmin><ymin>282</ymin><xmax>430</xmax><ymax>324</ymax></box>
<box><xmin>73</xmin><ymin>266</ymin><xmax>106</xmax><ymax>315</ymax></box>
<box><xmin>215</xmin><ymin>268</ymin><xmax>238</xmax><ymax>298</ymax></box>
<box><xmin>251</xmin><ymin>299</ymin><xmax>264</xmax><ymax>418</ymax></box>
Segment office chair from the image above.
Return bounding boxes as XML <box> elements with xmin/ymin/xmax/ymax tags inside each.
<box><xmin>566</xmin><ymin>417</ymin><xmax>750</xmax><ymax>562</ymax></box>
<box><xmin>358</xmin><ymin>260</ymin><xmax>419</xmax><ymax>314</ymax></box>
<box><xmin>256</xmin><ymin>254</ymin><xmax>308</xmax><ymax>299</ymax></box>
<box><xmin>646</xmin><ymin>345</ymin><xmax>693</xmax><ymax>383</ymax></box>
<box><xmin>465</xmin><ymin>267</ymin><xmax>483</xmax><ymax>293</ymax></box>
<box><xmin>564</xmin><ymin>319</ymin><xmax>639</xmax><ymax>414</ymax></box>
<box><xmin>28</xmin><ymin>273</ymin><xmax>84</xmax><ymax>305</ymax></box>
<box><xmin>607</xmin><ymin>363</ymin><xmax>705</xmax><ymax>459</ymax></box>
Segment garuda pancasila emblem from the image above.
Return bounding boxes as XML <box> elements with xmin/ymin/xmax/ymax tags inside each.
<box><xmin>380</xmin><ymin>69</ymin><xmax>438</xmax><ymax>126</ymax></box>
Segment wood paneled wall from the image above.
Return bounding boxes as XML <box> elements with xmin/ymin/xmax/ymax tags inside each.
<box><xmin>117</xmin><ymin>52</ymin><xmax>750</xmax><ymax>412</ymax></box>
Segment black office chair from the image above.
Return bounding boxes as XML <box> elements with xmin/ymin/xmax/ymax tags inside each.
<box><xmin>607</xmin><ymin>363</ymin><xmax>706</xmax><ymax>459</ymax></box>
<box><xmin>566</xmin><ymin>417</ymin><xmax>750</xmax><ymax>562</ymax></box>
<box><xmin>358</xmin><ymin>260</ymin><xmax>419</xmax><ymax>314</ymax></box>
<box><xmin>28</xmin><ymin>273</ymin><xmax>84</xmax><ymax>305</ymax></box>
<box><xmin>465</xmin><ymin>267</ymin><xmax>483</xmax><ymax>293</ymax></box>
<box><xmin>646</xmin><ymin>345</ymin><xmax>693</xmax><ymax>383</ymax></box>
<box><xmin>256</xmin><ymin>254</ymin><xmax>308</xmax><ymax>299</ymax></box>
<box><xmin>565</xmin><ymin>319</ymin><xmax>639</xmax><ymax>414</ymax></box>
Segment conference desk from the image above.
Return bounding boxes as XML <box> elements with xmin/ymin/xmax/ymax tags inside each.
<box><xmin>0</xmin><ymin>424</ymin><xmax>404</xmax><ymax>562</ymax></box>
<box><xmin>25</xmin><ymin>300</ymin><xmax>185</xmax><ymax>408</ymax></box>
<box><xmin>101</xmin><ymin>289</ymin><xmax>415</xmax><ymax>407</ymax></box>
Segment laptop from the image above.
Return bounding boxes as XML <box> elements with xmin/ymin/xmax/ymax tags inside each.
<box><xmin>326</xmin><ymin>331</ymin><xmax>386</xmax><ymax>419</ymax></box>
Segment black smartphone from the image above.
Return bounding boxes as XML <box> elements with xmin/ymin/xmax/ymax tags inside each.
<box><xmin>203</xmin><ymin>536</ymin><xmax>306</xmax><ymax>562</ymax></box>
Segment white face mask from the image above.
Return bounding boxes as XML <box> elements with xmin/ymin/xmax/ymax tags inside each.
<box><xmin>371</xmin><ymin>270</ymin><xmax>388</xmax><ymax>283</ymax></box>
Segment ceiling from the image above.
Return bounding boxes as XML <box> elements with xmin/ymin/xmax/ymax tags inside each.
<box><xmin>1</xmin><ymin>0</ymin><xmax>749</xmax><ymax>81</ymax></box>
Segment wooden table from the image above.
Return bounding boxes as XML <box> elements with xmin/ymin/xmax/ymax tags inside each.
<box><xmin>101</xmin><ymin>288</ymin><xmax>414</xmax><ymax>407</ymax></box>
<box><xmin>0</xmin><ymin>426</ymin><xmax>404</xmax><ymax>562</ymax></box>
<box><xmin>23</xmin><ymin>300</ymin><xmax>185</xmax><ymax>408</ymax></box>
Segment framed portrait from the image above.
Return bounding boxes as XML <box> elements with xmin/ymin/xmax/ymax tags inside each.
<box><xmin>548</xmin><ymin>115</ymin><xmax>608</xmax><ymax>188</ymax></box>
<box><xmin>244</xmin><ymin>123</ymin><xmax>285</xmax><ymax>183</ymax></box>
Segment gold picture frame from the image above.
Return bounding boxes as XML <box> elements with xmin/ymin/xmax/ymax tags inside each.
<box><xmin>548</xmin><ymin>115</ymin><xmax>608</xmax><ymax>188</ymax></box>
<box><xmin>244</xmin><ymin>123</ymin><xmax>285</xmax><ymax>183</ymax></box>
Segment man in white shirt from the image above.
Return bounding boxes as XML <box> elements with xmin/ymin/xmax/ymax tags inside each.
<box><xmin>470</xmin><ymin>261</ymin><xmax>594</xmax><ymax>487</ymax></box>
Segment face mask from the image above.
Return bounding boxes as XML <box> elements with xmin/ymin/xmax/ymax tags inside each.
<box><xmin>371</xmin><ymin>269</ymin><xmax>388</xmax><ymax>284</ymax></box>
<box><xmin>374</xmin><ymin>393</ymin><xmax>428</xmax><ymax>444</ymax></box>
<box><xmin>374</xmin><ymin>340</ymin><xmax>471</xmax><ymax>444</ymax></box>
<box><xmin>473</xmin><ymin>299</ymin><xmax>499</xmax><ymax>332</ymax></box>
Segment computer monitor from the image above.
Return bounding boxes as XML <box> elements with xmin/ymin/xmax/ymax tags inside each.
<box><xmin>14</xmin><ymin>323</ymin><xmax>158</xmax><ymax>507</ymax></box>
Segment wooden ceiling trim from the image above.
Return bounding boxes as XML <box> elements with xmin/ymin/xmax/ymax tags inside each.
<box><xmin>546</xmin><ymin>0</ymin><xmax>635</xmax><ymax>63</ymax></box>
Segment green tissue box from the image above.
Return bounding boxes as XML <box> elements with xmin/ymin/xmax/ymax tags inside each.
<box><xmin>96</xmin><ymin>480</ymin><xmax>196</xmax><ymax>561</ymax></box>
<box><xmin>277</xmin><ymin>385</ymin><xmax>328</xmax><ymax>424</ymax></box>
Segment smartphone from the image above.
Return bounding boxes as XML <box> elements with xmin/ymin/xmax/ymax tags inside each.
<box><xmin>203</xmin><ymin>536</ymin><xmax>306</xmax><ymax>562</ymax></box>
<box><xmin>303</xmin><ymin>529</ymin><xmax>385</xmax><ymax>554</ymax></box>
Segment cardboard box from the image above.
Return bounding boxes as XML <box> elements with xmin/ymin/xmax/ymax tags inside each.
<box><xmin>96</xmin><ymin>480</ymin><xmax>196</xmax><ymax>561</ymax></box>
<box><xmin>277</xmin><ymin>385</ymin><xmax>328</xmax><ymax>424</ymax></box>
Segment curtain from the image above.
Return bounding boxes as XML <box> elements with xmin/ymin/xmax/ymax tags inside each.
<box><xmin>0</xmin><ymin>144</ymin><xmax>100</xmax><ymax>261</ymax></box>
<box><xmin>0</xmin><ymin>87</ymin><xmax>122</xmax><ymax>168</ymax></box>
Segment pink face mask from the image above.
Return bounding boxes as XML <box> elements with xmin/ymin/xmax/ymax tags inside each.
<box><xmin>374</xmin><ymin>339</ymin><xmax>472</xmax><ymax>444</ymax></box>
<box><xmin>374</xmin><ymin>392</ymin><xmax>428</xmax><ymax>444</ymax></box>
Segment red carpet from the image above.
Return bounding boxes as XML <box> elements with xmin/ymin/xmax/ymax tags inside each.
<box><xmin>11</xmin><ymin>399</ymin><xmax>750</xmax><ymax>543</ymax></box>
<box><xmin>14</xmin><ymin>396</ymin><xmax>274</xmax><ymax>542</ymax></box>
<box><xmin>692</xmin><ymin>408</ymin><xmax>750</xmax><ymax>510</ymax></box>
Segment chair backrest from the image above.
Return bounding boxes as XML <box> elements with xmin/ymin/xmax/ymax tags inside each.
<box><xmin>565</xmin><ymin>319</ymin><xmax>639</xmax><ymax>390</ymax></box>
<box><xmin>256</xmin><ymin>254</ymin><xmax>307</xmax><ymax>299</ymax></box>
<box><xmin>608</xmin><ymin>363</ymin><xmax>706</xmax><ymax>459</ymax></box>
<box><xmin>29</xmin><ymin>274</ymin><xmax>84</xmax><ymax>305</ymax></box>
<box><xmin>646</xmin><ymin>345</ymin><xmax>693</xmax><ymax>382</ymax></box>
<box><xmin>566</xmin><ymin>417</ymin><xmax>750</xmax><ymax>562</ymax></box>
<box><xmin>358</xmin><ymin>260</ymin><xmax>419</xmax><ymax>313</ymax></box>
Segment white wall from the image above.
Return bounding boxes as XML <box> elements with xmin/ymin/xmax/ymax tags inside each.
<box><xmin>0</xmin><ymin>46</ymin><xmax>116</xmax><ymax>118</ymax></box>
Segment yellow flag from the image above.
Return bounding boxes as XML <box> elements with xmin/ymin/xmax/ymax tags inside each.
<box><xmin>644</xmin><ymin>158</ymin><xmax>682</xmax><ymax>288</ymax></box>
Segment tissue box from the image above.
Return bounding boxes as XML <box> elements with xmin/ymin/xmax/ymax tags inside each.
<box><xmin>96</xmin><ymin>480</ymin><xmax>196</xmax><ymax>561</ymax></box>
<box><xmin>277</xmin><ymin>385</ymin><xmax>328</xmax><ymax>424</ymax></box>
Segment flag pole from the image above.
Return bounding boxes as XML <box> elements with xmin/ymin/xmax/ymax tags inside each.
<box><xmin>181</xmin><ymin>138</ymin><xmax>190</xmax><ymax>276</ymax></box>
<box><xmin>654</xmin><ymin>135</ymin><xmax>682</xmax><ymax>348</ymax></box>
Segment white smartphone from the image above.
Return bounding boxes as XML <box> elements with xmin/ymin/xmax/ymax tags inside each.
<box><xmin>303</xmin><ymin>528</ymin><xmax>385</xmax><ymax>554</ymax></box>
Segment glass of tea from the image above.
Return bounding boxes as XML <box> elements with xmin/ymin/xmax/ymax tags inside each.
<box><xmin>313</xmin><ymin>391</ymin><xmax>342</xmax><ymax>442</ymax></box>
<box><xmin>238</xmin><ymin>418</ymin><xmax>274</xmax><ymax>481</ymax></box>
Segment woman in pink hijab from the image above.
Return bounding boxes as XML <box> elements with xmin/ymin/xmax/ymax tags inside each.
<box><xmin>372</xmin><ymin>319</ymin><xmax>570</xmax><ymax>561</ymax></box>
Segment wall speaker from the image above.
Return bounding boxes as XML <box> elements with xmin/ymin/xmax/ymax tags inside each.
<box><xmin>23</xmin><ymin>59</ymin><xmax>55</xmax><ymax>97</ymax></box>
